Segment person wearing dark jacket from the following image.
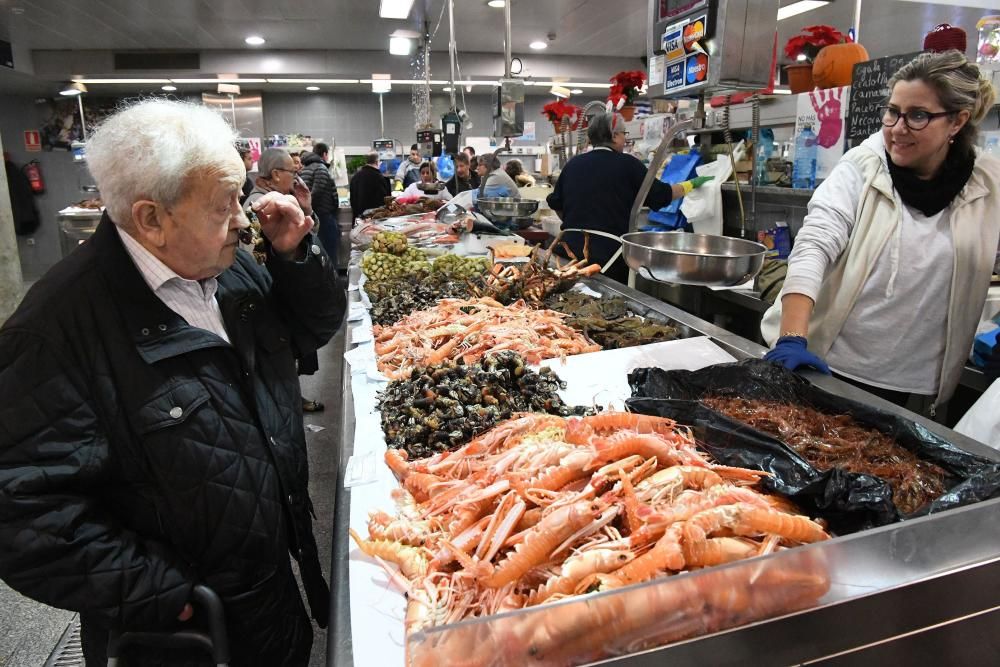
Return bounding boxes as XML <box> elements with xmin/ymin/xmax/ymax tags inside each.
<box><xmin>299</xmin><ymin>143</ymin><xmax>340</xmax><ymax>261</ymax></box>
<box><xmin>445</xmin><ymin>151</ymin><xmax>475</xmax><ymax>196</ymax></box>
<box><xmin>349</xmin><ymin>151</ymin><xmax>390</xmax><ymax>219</ymax></box>
<box><xmin>0</xmin><ymin>100</ymin><xmax>346</xmax><ymax>667</ymax></box>
<box><xmin>3</xmin><ymin>153</ymin><xmax>40</xmax><ymax>235</ymax></box>
<box><xmin>546</xmin><ymin>112</ymin><xmax>711</xmax><ymax>282</ymax></box>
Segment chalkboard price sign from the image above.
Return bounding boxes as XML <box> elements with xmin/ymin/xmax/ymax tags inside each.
<box><xmin>847</xmin><ymin>51</ymin><xmax>923</xmax><ymax>144</ymax></box>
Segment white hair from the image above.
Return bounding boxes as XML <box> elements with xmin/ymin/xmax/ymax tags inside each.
<box><xmin>87</xmin><ymin>99</ymin><xmax>242</xmax><ymax>226</ymax></box>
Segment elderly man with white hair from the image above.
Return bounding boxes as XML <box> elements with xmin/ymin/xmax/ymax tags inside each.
<box><xmin>0</xmin><ymin>100</ymin><xmax>345</xmax><ymax>666</ymax></box>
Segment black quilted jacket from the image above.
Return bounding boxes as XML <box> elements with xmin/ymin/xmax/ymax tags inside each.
<box><xmin>0</xmin><ymin>216</ymin><xmax>345</xmax><ymax>665</ymax></box>
<box><xmin>300</xmin><ymin>153</ymin><xmax>338</xmax><ymax>215</ymax></box>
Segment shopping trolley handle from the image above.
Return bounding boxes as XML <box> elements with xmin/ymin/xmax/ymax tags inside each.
<box><xmin>107</xmin><ymin>584</ymin><xmax>230</xmax><ymax>667</ymax></box>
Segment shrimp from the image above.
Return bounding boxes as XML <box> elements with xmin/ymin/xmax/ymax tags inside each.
<box><xmin>591</xmin><ymin>432</ymin><xmax>707</xmax><ymax>470</ymax></box>
<box><xmin>483</xmin><ymin>500</ymin><xmax>600</xmax><ymax>589</ymax></box>
<box><xmin>525</xmin><ymin>548</ymin><xmax>634</xmax><ymax>606</ymax></box>
<box><xmin>683</xmin><ymin>502</ymin><xmax>828</xmax><ymax>567</ymax></box>
<box><xmin>685</xmin><ymin>537</ymin><xmax>759</xmax><ymax>569</ymax></box>
<box><xmin>582</xmin><ymin>411</ymin><xmax>677</xmax><ymax>434</ymax></box>
<box><xmin>598</xmin><ymin>524</ymin><xmax>685</xmax><ymax>589</ymax></box>
<box><xmin>635</xmin><ymin>465</ymin><xmax>724</xmax><ymax>504</ymax></box>
<box><xmin>367</xmin><ymin>511</ymin><xmax>438</xmax><ymax>547</ymax></box>
<box><xmin>350</xmin><ymin>528</ymin><xmax>429</xmax><ymax>580</ymax></box>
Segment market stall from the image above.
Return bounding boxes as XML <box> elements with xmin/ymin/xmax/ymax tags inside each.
<box><xmin>327</xmin><ymin>229</ymin><xmax>1000</xmax><ymax>666</ymax></box>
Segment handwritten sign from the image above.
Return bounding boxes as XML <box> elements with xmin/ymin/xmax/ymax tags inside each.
<box><xmin>847</xmin><ymin>51</ymin><xmax>922</xmax><ymax>145</ymax></box>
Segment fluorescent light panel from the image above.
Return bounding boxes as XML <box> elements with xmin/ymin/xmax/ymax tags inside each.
<box><xmin>266</xmin><ymin>78</ymin><xmax>360</xmax><ymax>83</ymax></box>
<box><xmin>73</xmin><ymin>78</ymin><xmax>170</xmax><ymax>83</ymax></box>
<box><xmin>389</xmin><ymin>36</ymin><xmax>413</xmax><ymax>55</ymax></box>
<box><xmin>379</xmin><ymin>0</ymin><xmax>415</xmax><ymax>19</ymax></box>
<box><xmin>777</xmin><ymin>1</ymin><xmax>829</xmax><ymax>21</ymax></box>
<box><xmin>172</xmin><ymin>78</ymin><xmax>267</xmax><ymax>83</ymax></box>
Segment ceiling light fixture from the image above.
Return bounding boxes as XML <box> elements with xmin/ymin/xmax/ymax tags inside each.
<box><xmin>370</xmin><ymin>73</ymin><xmax>392</xmax><ymax>93</ymax></box>
<box><xmin>171</xmin><ymin>78</ymin><xmax>267</xmax><ymax>83</ymax></box>
<box><xmin>389</xmin><ymin>36</ymin><xmax>413</xmax><ymax>55</ymax></box>
<box><xmin>266</xmin><ymin>78</ymin><xmax>360</xmax><ymax>84</ymax></box>
<box><xmin>379</xmin><ymin>0</ymin><xmax>415</xmax><ymax>19</ymax></box>
<box><xmin>306</xmin><ymin>86</ymin><xmax>320</xmax><ymax>91</ymax></box>
<box><xmin>570</xmin><ymin>88</ymin><xmax>583</xmax><ymax>95</ymax></box>
<box><xmin>487</xmin><ymin>0</ymin><xmax>505</xmax><ymax>7</ymax></box>
<box><xmin>442</xmin><ymin>86</ymin><xmax>453</xmax><ymax>92</ymax></box>
<box><xmin>776</xmin><ymin>1</ymin><xmax>829</xmax><ymax>21</ymax></box>
<box><xmin>59</xmin><ymin>82</ymin><xmax>87</xmax><ymax>96</ymax></box>
<box><xmin>529</xmin><ymin>41</ymin><xmax>547</xmax><ymax>50</ymax></box>
<box><xmin>549</xmin><ymin>85</ymin><xmax>571</xmax><ymax>99</ymax></box>
<box><xmin>244</xmin><ymin>35</ymin><xmax>266</xmax><ymax>46</ymax></box>
<box><xmin>161</xmin><ymin>84</ymin><xmax>177</xmax><ymax>91</ymax></box>
<box><xmin>72</xmin><ymin>78</ymin><xmax>170</xmax><ymax>84</ymax></box>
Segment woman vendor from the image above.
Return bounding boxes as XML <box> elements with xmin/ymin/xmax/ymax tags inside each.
<box><xmin>546</xmin><ymin>112</ymin><xmax>711</xmax><ymax>282</ymax></box>
<box><xmin>762</xmin><ymin>50</ymin><xmax>999</xmax><ymax>417</ymax></box>
<box><xmin>400</xmin><ymin>160</ymin><xmax>453</xmax><ymax>201</ymax></box>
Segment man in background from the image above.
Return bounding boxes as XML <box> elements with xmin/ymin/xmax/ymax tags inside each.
<box><xmin>238</xmin><ymin>145</ymin><xmax>254</xmax><ymax>203</ymax></box>
<box><xmin>463</xmin><ymin>146</ymin><xmax>481</xmax><ymax>188</ymax></box>
<box><xmin>300</xmin><ymin>142</ymin><xmax>340</xmax><ymax>260</ymax></box>
<box><xmin>445</xmin><ymin>152</ymin><xmax>475</xmax><ymax>196</ymax></box>
<box><xmin>394</xmin><ymin>144</ymin><xmax>422</xmax><ymax>190</ymax></box>
<box><xmin>350</xmin><ymin>151</ymin><xmax>390</xmax><ymax>219</ymax></box>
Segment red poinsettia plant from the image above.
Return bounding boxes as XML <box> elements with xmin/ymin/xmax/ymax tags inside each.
<box><xmin>608</xmin><ymin>69</ymin><xmax>647</xmax><ymax>107</ymax></box>
<box><xmin>542</xmin><ymin>100</ymin><xmax>582</xmax><ymax>128</ymax></box>
<box><xmin>784</xmin><ymin>25</ymin><xmax>851</xmax><ymax>63</ymax></box>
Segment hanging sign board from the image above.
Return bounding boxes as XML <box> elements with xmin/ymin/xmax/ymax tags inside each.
<box><xmin>847</xmin><ymin>51</ymin><xmax>922</xmax><ymax>145</ymax></box>
<box><xmin>23</xmin><ymin>130</ymin><xmax>41</xmax><ymax>152</ymax></box>
<box><xmin>659</xmin><ymin>13</ymin><xmax>710</xmax><ymax>95</ymax></box>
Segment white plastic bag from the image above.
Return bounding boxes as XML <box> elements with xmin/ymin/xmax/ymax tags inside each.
<box><xmin>680</xmin><ymin>141</ymin><xmax>742</xmax><ymax>236</ymax></box>
<box><xmin>955</xmin><ymin>378</ymin><xmax>1000</xmax><ymax>450</ymax></box>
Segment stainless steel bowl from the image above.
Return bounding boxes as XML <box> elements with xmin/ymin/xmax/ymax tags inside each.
<box><xmin>621</xmin><ymin>232</ymin><xmax>767</xmax><ymax>287</ymax></box>
<box><xmin>476</xmin><ymin>197</ymin><xmax>539</xmax><ymax>222</ymax></box>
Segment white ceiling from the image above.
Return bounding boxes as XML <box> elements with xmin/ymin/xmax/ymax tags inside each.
<box><xmin>1</xmin><ymin>0</ymin><xmax>650</xmax><ymax>57</ymax></box>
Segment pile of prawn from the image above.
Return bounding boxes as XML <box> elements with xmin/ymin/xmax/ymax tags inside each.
<box><xmin>373</xmin><ymin>297</ymin><xmax>601</xmax><ymax>380</ymax></box>
<box><xmin>351</xmin><ymin>412</ymin><xmax>831</xmax><ymax>666</ymax></box>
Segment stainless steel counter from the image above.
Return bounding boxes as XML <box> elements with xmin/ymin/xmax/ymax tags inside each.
<box><xmin>328</xmin><ymin>274</ymin><xmax>1000</xmax><ymax>667</ymax></box>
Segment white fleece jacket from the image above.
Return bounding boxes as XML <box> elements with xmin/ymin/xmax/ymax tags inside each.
<box><xmin>762</xmin><ymin>132</ymin><xmax>1000</xmax><ymax>406</ymax></box>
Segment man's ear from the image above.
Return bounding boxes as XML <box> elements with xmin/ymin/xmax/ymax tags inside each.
<box><xmin>131</xmin><ymin>199</ymin><xmax>168</xmax><ymax>248</ymax></box>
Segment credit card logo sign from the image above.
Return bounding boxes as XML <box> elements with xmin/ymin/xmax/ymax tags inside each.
<box><xmin>685</xmin><ymin>53</ymin><xmax>708</xmax><ymax>85</ymax></box>
<box><xmin>662</xmin><ymin>26</ymin><xmax>684</xmax><ymax>62</ymax></box>
<box><xmin>683</xmin><ymin>17</ymin><xmax>706</xmax><ymax>52</ymax></box>
<box><xmin>665</xmin><ymin>62</ymin><xmax>685</xmax><ymax>90</ymax></box>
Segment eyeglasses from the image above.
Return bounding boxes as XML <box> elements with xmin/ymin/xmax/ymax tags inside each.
<box><xmin>879</xmin><ymin>106</ymin><xmax>955</xmax><ymax>131</ymax></box>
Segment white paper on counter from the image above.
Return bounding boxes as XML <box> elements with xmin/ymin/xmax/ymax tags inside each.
<box><xmin>348</xmin><ymin>283</ymin><xmax>360</xmax><ymax>292</ymax></box>
<box><xmin>348</xmin><ymin>303</ymin><xmax>366</xmax><ymax>321</ymax></box>
<box><xmin>343</xmin><ymin>343</ymin><xmax>375</xmax><ymax>372</ymax></box>
<box><xmin>351</xmin><ymin>326</ymin><xmax>374</xmax><ymax>345</ymax></box>
<box><xmin>707</xmin><ymin>279</ymin><xmax>755</xmax><ymax>292</ymax></box>
<box><xmin>537</xmin><ymin>336</ymin><xmax>735</xmax><ymax>411</ymax></box>
<box><xmin>347</xmin><ymin>370</ymin><xmax>410</xmax><ymax>667</ymax></box>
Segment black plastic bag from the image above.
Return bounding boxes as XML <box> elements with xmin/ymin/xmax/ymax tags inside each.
<box><xmin>627</xmin><ymin>360</ymin><xmax>1000</xmax><ymax>534</ymax></box>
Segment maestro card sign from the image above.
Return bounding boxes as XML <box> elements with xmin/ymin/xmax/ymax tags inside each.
<box><xmin>685</xmin><ymin>53</ymin><xmax>708</xmax><ymax>86</ymax></box>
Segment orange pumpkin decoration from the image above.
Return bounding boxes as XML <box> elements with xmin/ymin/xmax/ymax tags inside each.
<box><xmin>812</xmin><ymin>42</ymin><xmax>869</xmax><ymax>89</ymax></box>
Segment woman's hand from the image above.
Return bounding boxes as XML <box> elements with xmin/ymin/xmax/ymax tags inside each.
<box><xmin>251</xmin><ymin>191</ymin><xmax>314</xmax><ymax>258</ymax></box>
<box><xmin>291</xmin><ymin>176</ymin><xmax>313</xmax><ymax>217</ymax></box>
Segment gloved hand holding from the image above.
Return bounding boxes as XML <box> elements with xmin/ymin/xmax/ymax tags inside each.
<box><xmin>679</xmin><ymin>175</ymin><xmax>714</xmax><ymax>195</ymax></box>
<box><xmin>763</xmin><ymin>336</ymin><xmax>831</xmax><ymax>374</ymax></box>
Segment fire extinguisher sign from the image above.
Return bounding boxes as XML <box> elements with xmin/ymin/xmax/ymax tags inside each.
<box><xmin>24</xmin><ymin>130</ymin><xmax>41</xmax><ymax>152</ymax></box>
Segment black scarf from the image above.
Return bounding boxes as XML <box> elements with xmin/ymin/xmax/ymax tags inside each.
<box><xmin>886</xmin><ymin>144</ymin><xmax>975</xmax><ymax>217</ymax></box>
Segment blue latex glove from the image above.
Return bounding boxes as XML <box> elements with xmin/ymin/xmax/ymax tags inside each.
<box><xmin>763</xmin><ymin>336</ymin><xmax>831</xmax><ymax>374</ymax></box>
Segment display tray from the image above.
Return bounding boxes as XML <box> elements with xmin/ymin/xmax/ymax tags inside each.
<box><xmin>627</xmin><ymin>360</ymin><xmax>1000</xmax><ymax>534</ymax></box>
<box><xmin>330</xmin><ymin>274</ymin><xmax>1000</xmax><ymax>667</ymax></box>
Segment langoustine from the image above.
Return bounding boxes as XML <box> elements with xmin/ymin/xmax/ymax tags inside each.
<box><xmin>351</xmin><ymin>412</ymin><xmax>831</xmax><ymax>666</ymax></box>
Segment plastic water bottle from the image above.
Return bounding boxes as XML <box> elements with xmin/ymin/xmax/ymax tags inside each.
<box><xmin>754</xmin><ymin>144</ymin><xmax>769</xmax><ymax>186</ymax></box>
<box><xmin>793</xmin><ymin>125</ymin><xmax>817</xmax><ymax>190</ymax></box>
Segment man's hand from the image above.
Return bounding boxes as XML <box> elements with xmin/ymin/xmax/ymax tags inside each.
<box><xmin>251</xmin><ymin>191</ymin><xmax>313</xmax><ymax>259</ymax></box>
<box><xmin>291</xmin><ymin>176</ymin><xmax>313</xmax><ymax>217</ymax></box>
<box><xmin>178</xmin><ymin>603</ymin><xmax>194</xmax><ymax>622</ymax></box>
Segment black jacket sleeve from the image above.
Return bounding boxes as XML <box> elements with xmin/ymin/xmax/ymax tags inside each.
<box><xmin>546</xmin><ymin>176</ymin><xmax>564</xmax><ymax>212</ymax></box>
<box><xmin>265</xmin><ymin>233</ymin><xmax>347</xmax><ymax>357</ymax></box>
<box><xmin>629</xmin><ymin>156</ymin><xmax>675</xmax><ymax>211</ymax></box>
<box><xmin>0</xmin><ymin>331</ymin><xmax>194</xmax><ymax>630</ymax></box>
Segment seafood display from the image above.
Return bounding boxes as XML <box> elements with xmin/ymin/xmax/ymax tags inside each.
<box><xmin>470</xmin><ymin>243</ymin><xmax>602</xmax><ymax>306</ymax></box>
<box><xmin>352</xmin><ymin>412</ymin><xmax>830</xmax><ymax>665</ymax></box>
<box><xmin>377</xmin><ymin>351</ymin><xmax>594</xmax><ymax>458</ymax></box>
<box><xmin>366</xmin><ymin>274</ymin><xmax>475</xmax><ymax>326</ymax></box>
<box><xmin>544</xmin><ymin>292</ymin><xmax>680</xmax><ymax>349</ymax></box>
<box><xmin>702</xmin><ymin>397</ymin><xmax>951</xmax><ymax>514</ymax></box>
<box><xmin>367</xmin><ymin>196</ymin><xmax>443</xmax><ymax>220</ymax></box>
<box><xmin>430</xmin><ymin>253</ymin><xmax>493</xmax><ymax>280</ymax></box>
<box><xmin>360</xmin><ymin>231</ymin><xmax>490</xmax><ymax>283</ymax></box>
<box><xmin>373</xmin><ymin>298</ymin><xmax>601</xmax><ymax>380</ymax></box>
